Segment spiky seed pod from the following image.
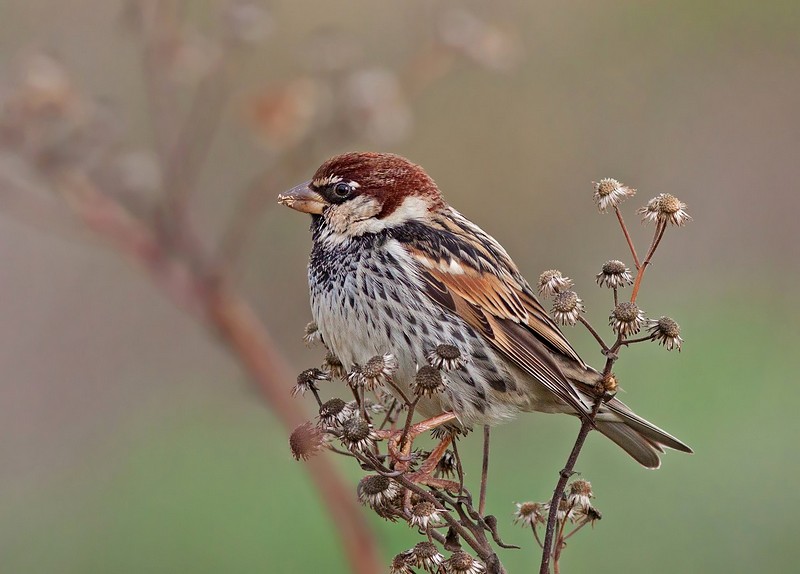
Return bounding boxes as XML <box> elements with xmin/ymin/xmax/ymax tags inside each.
<box><xmin>573</xmin><ymin>504</ymin><xmax>603</xmax><ymax>525</ymax></box>
<box><xmin>551</xmin><ymin>290</ymin><xmax>585</xmax><ymax>326</ymax></box>
<box><xmin>289</xmin><ymin>421</ymin><xmax>325</xmax><ymax>461</ymax></box>
<box><xmin>409</xmin><ymin>501</ymin><xmax>443</xmax><ymax>529</ymax></box>
<box><xmin>436</xmin><ymin>450</ymin><xmax>457</xmax><ymax>478</ymax></box>
<box><xmin>389</xmin><ymin>551</ymin><xmax>415</xmax><ymax>574</ymax></box>
<box><xmin>292</xmin><ymin>367</ymin><xmax>330</xmax><ymax>397</ymax></box>
<box><xmin>427</xmin><ymin>344</ymin><xmax>465</xmax><ymax>370</ymax></box>
<box><xmin>318</xmin><ymin>397</ymin><xmax>353</xmax><ymax>426</ymax></box>
<box><xmin>609</xmin><ymin>301</ymin><xmax>646</xmax><ymax>336</ymax></box>
<box><xmin>513</xmin><ymin>501</ymin><xmax>546</xmax><ymax>527</ymax></box>
<box><xmin>638</xmin><ymin>193</ymin><xmax>692</xmax><ymax>226</ymax></box>
<box><xmin>302</xmin><ymin>321</ymin><xmax>321</xmax><ymax>346</ymax></box>
<box><xmin>359</xmin><ymin>353</ymin><xmax>399</xmax><ymax>389</ymax></box>
<box><xmin>647</xmin><ymin>316</ymin><xmax>683</xmax><ymax>351</ymax></box>
<box><xmin>411</xmin><ymin>541</ymin><xmax>445</xmax><ymax>572</ymax></box>
<box><xmin>596</xmin><ymin>260</ymin><xmax>634</xmax><ymax>289</ymax></box>
<box><xmin>537</xmin><ymin>269</ymin><xmax>573</xmax><ymax>298</ymax></box>
<box><xmin>322</xmin><ymin>351</ymin><xmax>346</xmax><ymax>379</ymax></box>
<box><xmin>413</xmin><ymin>365</ymin><xmax>445</xmax><ymax>397</ymax></box>
<box><xmin>593</xmin><ymin>178</ymin><xmax>636</xmax><ymax>212</ymax></box>
<box><xmin>357</xmin><ymin>474</ymin><xmax>401</xmax><ymax>509</ymax></box>
<box><xmin>567</xmin><ymin>479</ymin><xmax>594</xmax><ymax>509</ymax></box>
<box><xmin>340</xmin><ymin>416</ymin><xmax>377</xmax><ymax>453</ymax></box>
<box><xmin>445</xmin><ymin>550</ymin><xmax>485</xmax><ymax>574</ymax></box>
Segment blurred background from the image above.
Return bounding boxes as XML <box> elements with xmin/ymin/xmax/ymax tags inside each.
<box><xmin>1</xmin><ymin>0</ymin><xmax>799</xmax><ymax>572</ymax></box>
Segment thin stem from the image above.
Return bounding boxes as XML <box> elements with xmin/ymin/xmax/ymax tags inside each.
<box><xmin>479</xmin><ymin>425</ymin><xmax>491</xmax><ymax>516</ymax></box>
<box><xmin>399</xmin><ymin>397</ymin><xmax>420</xmax><ymax>450</ymax></box>
<box><xmin>614</xmin><ymin>207</ymin><xmax>640</xmax><ymax>269</ymax></box>
<box><xmin>539</xmin><ymin>398</ymin><xmax>603</xmax><ymax>574</ymax></box>
<box><xmin>531</xmin><ymin>523</ymin><xmax>544</xmax><ymax>549</ymax></box>
<box><xmin>577</xmin><ymin>316</ymin><xmax>609</xmax><ymax>352</ymax></box>
<box><xmin>630</xmin><ymin>221</ymin><xmax>666</xmax><ymax>302</ymax></box>
<box><xmin>451</xmin><ymin>437</ymin><xmax>466</xmax><ymax>493</ymax></box>
<box><xmin>621</xmin><ymin>334</ymin><xmax>655</xmax><ymax>346</ymax></box>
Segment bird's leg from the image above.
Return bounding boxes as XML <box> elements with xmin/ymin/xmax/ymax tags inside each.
<box><xmin>375</xmin><ymin>411</ymin><xmax>459</xmax><ymax>475</ymax></box>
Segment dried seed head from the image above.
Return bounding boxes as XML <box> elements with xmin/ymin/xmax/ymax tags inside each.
<box><xmin>513</xmin><ymin>501</ymin><xmax>546</xmax><ymax>527</ymax></box>
<box><xmin>318</xmin><ymin>397</ymin><xmax>353</xmax><ymax>426</ymax></box>
<box><xmin>357</xmin><ymin>474</ymin><xmax>401</xmax><ymax>509</ymax></box>
<box><xmin>574</xmin><ymin>504</ymin><xmax>603</xmax><ymax>525</ymax></box>
<box><xmin>302</xmin><ymin>321</ymin><xmax>321</xmax><ymax>346</ymax></box>
<box><xmin>410</xmin><ymin>501</ymin><xmax>443</xmax><ymax>529</ymax></box>
<box><xmin>322</xmin><ymin>351</ymin><xmax>346</xmax><ymax>379</ymax></box>
<box><xmin>445</xmin><ymin>550</ymin><xmax>485</xmax><ymax>574</ymax></box>
<box><xmin>609</xmin><ymin>301</ymin><xmax>646</xmax><ymax>336</ymax></box>
<box><xmin>436</xmin><ymin>450</ymin><xmax>457</xmax><ymax>478</ymax></box>
<box><xmin>390</xmin><ymin>551</ymin><xmax>415</xmax><ymax>574</ymax></box>
<box><xmin>647</xmin><ymin>316</ymin><xmax>683</xmax><ymax>351</ymax></box>
<box><xmin>568</xmin><ymin>479</ymin><xmax>594</xmax><ymax>509</ymax></box>
<box><xmin>292</xmin><ymin>367</ymin><xmax>330</xmax><ymax>397</ymax></box>
<box><xmin>340</xmin><ymin>416</ymin><xmax>377</xmax><ymax>452</ymax></box>
<box><xmin>598</xmin><ymin>372</ymin><xmax>619</xmax><ymax>396</ymax></box>
<box><xmin>411</xmin><ymin>541</ymin><xmax>444</xmax><ymax>571</ymax></box>
<box><xmin>289</xmin><ymin>421</ymin><xmax>325</xmax><ymax>461</ymax></box>
<box><xmin>593</xmin><ymin>178</ymin><xmax>636</xmax><ymax>212</ymax></box>
<box><xmin>551</xmin><ymin>290</ymin><xmax>585</xmax><ymax>326</ymax></box>
<box><xmin>427</xmin><ymin>344</ymin><xmax>465</xmax><ymax>370</ymax></box>
<box><xmin>537</xmin><ymin>269</ymin><xmax>573</xmax><ymax>298</ymax></box>
<box><xmin>359</xmin><ymin>353</ymin><xmax>399</xmax><ymax>389</ymax></box>
<box><xmin>596</xmin><ymin>260</ymin><xmax>634</xmax><ymax>289</ymax></box>
<box><xmin>413</xmin><ymin>365</ymin><xmax>445</xmax><ymax>397</ymax></box>
<box><xmin>556</xmin><ymin>498</ymin><xmax>575</xmax><ymax>522</ymax></box>
<box><xmin>638</xmin><ymin>193</ymin><xmax>692</xmax><ymax>226</ymax></box>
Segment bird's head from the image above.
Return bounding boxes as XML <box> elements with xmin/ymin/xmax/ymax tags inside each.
<box><xmin>278</xmin><ymin>152</ymin><xmax>445</xmax><ymax>239</ymax></box>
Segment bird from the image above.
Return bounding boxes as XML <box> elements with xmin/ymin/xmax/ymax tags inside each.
<box><xmin>278</xmin><ymin>151</ymin><xmax>691</xmax><ymax>468</ymax></box>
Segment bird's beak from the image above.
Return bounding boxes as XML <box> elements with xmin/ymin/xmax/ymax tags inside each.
<box><xmin>277</xmin><ymin>181</ymin><xmax>327</xmax><ymax>214</ymax></box>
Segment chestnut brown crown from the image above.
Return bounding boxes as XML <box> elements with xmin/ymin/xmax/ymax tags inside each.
<box><xmin>278</xmin><ymin>152</ymin><xmax>446</xmax><ymax>222</ymax></box>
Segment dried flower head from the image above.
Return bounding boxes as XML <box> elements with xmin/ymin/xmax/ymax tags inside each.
<box><xmin>413</xmin><ymin>365</ymin><xmax>445</xmax><ymax>397</ymax></box>
<box><xmin>436</xmin><ymin>450</ymin><xmax>457</xmax><ymax>478</ymax></box>
<box><xmin>318</xmin><ymin>397</ymin><xmax>354</xmax><ymax>427</ymax></box>
<box><xmin>568</xmin><ymin>479</ymin><xmax>594</xmax><ymax>509</ymax></box>
<box><xmin>390</xmin><ymin>551</ymin><xmax>415</xmax><ymax>574</ymax></box>
<box><xmin>598</xmin><ymin>372</ymin><xmax>619</xmax><ymax>396</ymax></box>
<box><xmin>647</xmin><ymin>316</ymin><xmax>683</xmax><ymax>351</ymax></box>
<box><xmin>556</xmin><ymin>498</ymin><xmax>575</xmax><ymax>522</ymax></box>
<box><xmin>359</xmin><ymin>353</ymin><xmax>399</xmax><ymax>389</ymax></box>
<box><xmin>513</xmin><ymin>501</ymin><xmax>546</xmax><ymax>527</ymax></box>
<box><xmin>445</xmin><ymin>550</ymin><xmax>485</xmax><ymax>574</ymax></box>
<box><xmin>322</xmin><ymin>351</ymin><xmax>346</xmax><ymax>380</ymax></box>
<box><xmin>357</xmin><ymin>474</ymin><xmax>401</xmax><ymax>509</ymax></box>
<box><xmin>573</xmin><ymin>504</ymin><xmax>603</xmax><ymax>525</ymax></box>
<box><xmin>609</xmin><ymin>301</ymin><xmax>646</xmax><ymax>336</ymax></box>
<box><xmin>409</xmin><ymin>501</ymin><xmax>443</xmax><ymax>529</ymax></box>
<box><xmin>411</xmin><ymin>541</ymin><xmax>445</xmax><ymax>571</ymax></box>
<box><xmin>427</xmin><ymin>344</ymin><xmax>465</xmax><ymax>370</ymax></box>
<box><xmin>289</xmin><ymin>421</ymin><xmax>325</xmax><ymax>461</ymax></box>
<box><xmin>551</xmin><ymin>290</ymin><xmax>585</xmax><ymax>326</ymax></box>
<box><xmin>593</xmin><ymin>178</ymin><xmax>636</xmax><ymax>212</ymax></box>
<box><xmin>596</xmin><ymin>260</ymin><xmax>634</xmax><ymax>289</ymax></box>
<box><xmin>537</xmin><ymin>269</ymin><xmax>573</xmax><ymax>298</ymax></box>
<box><xmin>292</xmin><ymin>367</ymin><xmax>330</xmax><ymax>397</ymax></box>
<box><xmin>638</xmin><ymin>193</ymin><xmax>692</xmax><ymax>226</ymax></box>
<box><xmin>340</xmin><ymin>416</ymin><xmax>378</xmax><ymax>453</ymax></box>
<box><xmin>302</xmin><ymin>321</ymin><xmax>321</xmax><ymax>346</ymax></box>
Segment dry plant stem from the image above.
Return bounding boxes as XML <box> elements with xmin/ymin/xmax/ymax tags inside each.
<box><xmin>630</xmin><ymin>221</ymin><xmax>667</xmax><ymax>302</ymax></box>
<box><xmin>577</xmin><ymin>316</ymin><xmax>609</xmax><ymax>353</ymax></box>
<box><xmin>479</xmin><ymin>425</ymin><xmax>490</xmax><ymax>516</ymax></box>
<box><xmin>539</xmin><ymin>398</ymin><xmax>603</xmax><ymax>574</ymax></box>
<box><xmin>614</xmin><ymin>207</ymin><xmax>640</xmax><ymax>269</ymax></box>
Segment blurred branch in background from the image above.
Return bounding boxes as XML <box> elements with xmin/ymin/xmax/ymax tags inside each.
<box><xmin>0</xmin><ymin>1</ymin><xmax>519</xmax><ymax>571</ymax></box>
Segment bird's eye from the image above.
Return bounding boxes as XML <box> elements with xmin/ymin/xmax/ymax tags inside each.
<box><xmin>332</xmin><ymin>181</ymin><xmax>353</xmax><ymax>199</ymax></box>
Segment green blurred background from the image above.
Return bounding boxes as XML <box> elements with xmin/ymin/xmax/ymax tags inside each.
<box><xmin>2</xmin><ymin>1</ymin><xmax>799</xmax><ymax>572</ymax></box>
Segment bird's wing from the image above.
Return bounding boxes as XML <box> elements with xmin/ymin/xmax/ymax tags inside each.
<box><xmin>393</xmin><ymin>211</ymin><xmax>590</xmax><ymax>414</ymax></box>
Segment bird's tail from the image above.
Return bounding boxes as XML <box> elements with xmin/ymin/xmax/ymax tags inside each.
<box><xmin>594</xmin><ymin>396</ymin><xmax>693</xmax><ymax>469</ymax></box>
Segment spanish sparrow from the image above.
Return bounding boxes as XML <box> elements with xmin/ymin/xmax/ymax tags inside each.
<box><xmin>279</xmin><ymin>152</ymin><xmax>691</xmax><ymax>468</ymax></box>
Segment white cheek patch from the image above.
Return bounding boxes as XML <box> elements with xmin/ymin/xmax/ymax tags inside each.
<box><xmin>321</xmin><ymin>194</ymin><xmax>432</xmax><ymax>243</ymax></box>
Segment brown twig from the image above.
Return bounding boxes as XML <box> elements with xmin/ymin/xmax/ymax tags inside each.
<box><xmin>630</xmin><ymin>220</ymin><xmax>666</xmax><ymax>302</ymax></box>
<box><xmin>479</xmin><ymin>425</ymin><xmax>491</xmax><ymax>516</ymax></box>
<box><xmin>539</xmin><ymin>398</ymin><xmax>603</xmax><ymax>574</ymax></box>
<box><xmin>614</xmin><ymin>207</ymin><xmax>640</xmax><ymax>269</ymax></box>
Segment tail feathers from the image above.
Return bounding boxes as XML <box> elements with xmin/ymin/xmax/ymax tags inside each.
<box><xmin>595</xmin><ymin>397</ymin><xmax>693</xmax><ymax>469</ymax></box>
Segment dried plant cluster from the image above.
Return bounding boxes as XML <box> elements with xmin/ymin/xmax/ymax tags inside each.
<box><xmin>289</xmin><ymin>176</ymin><xmax>690</xmax><ymax>573</ymax></box>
